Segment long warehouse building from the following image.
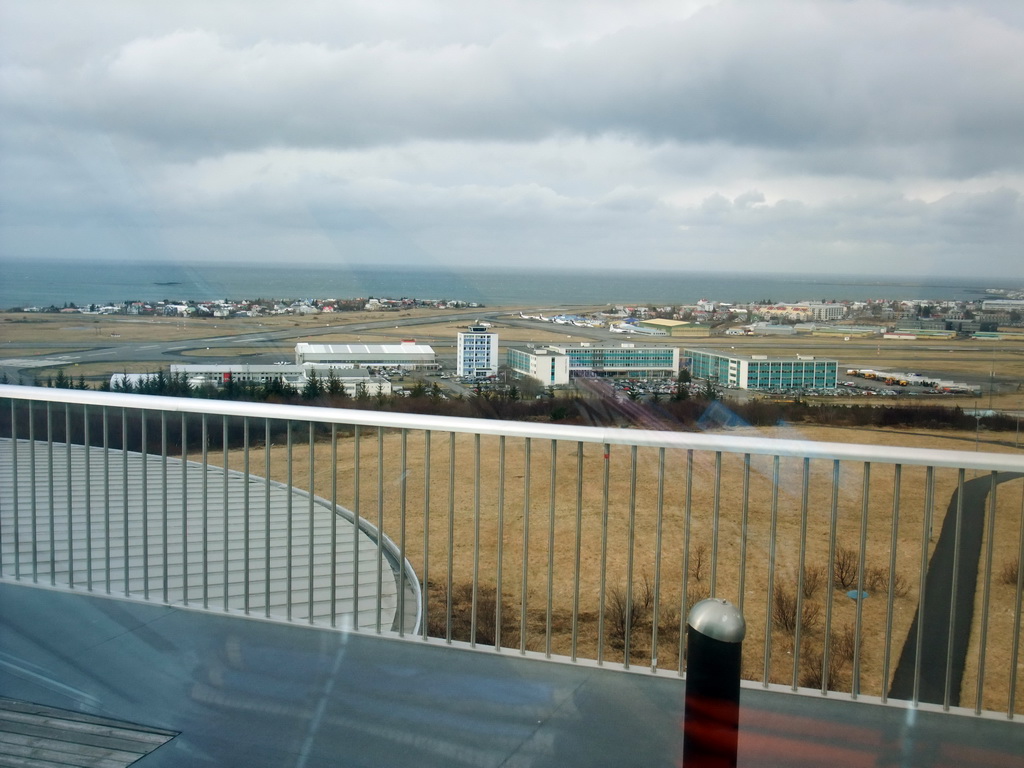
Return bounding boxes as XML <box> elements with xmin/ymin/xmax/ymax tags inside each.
<box><xmin>166</xmin><ymin>365</ymin><xmax>390</xmax><ymax>395</ymax></box>
<box><xmin>295</xmin><ymin>341</ymin><xmax>437</xmax><ymax>369</ymax></box>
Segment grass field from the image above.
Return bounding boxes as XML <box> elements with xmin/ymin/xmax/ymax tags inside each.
<box><xmin>222</xmin><ymin>423</ymin><xmax>1022</xmax><ymax>712</ymax></box>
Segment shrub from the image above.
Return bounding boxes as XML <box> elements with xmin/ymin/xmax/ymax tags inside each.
<box><xmin>833</xmin><ymin>545</ymin><xmax>860</xmax><ymax>590</ymax></box>
<box><xmin>427</xmin><ymin>580</ymin><xmax>520</xmax><ymax>648</ymax></box>
<box><xmin>801</xmin><ymin>622</ymin><xmax>858</xmax><ymax>691</ymax></box>
<box><xmin>606</xmin><ymin>577</ymin><xmax>654</xmax><ymax>650</ymax></box>
<box><xmin>867</xmin><ymin>566</ymin><xmax>909</xmax><ymax>598</ymax></box>
<box><xmin>772</xmin><ymin>584</ymin><xmax>821</xmax><ymax>634</ymax></box>
<box><xmin>657</xmin><ymin>604</ymin><xmax>681</xmax><ymax>649</ymax></box>
<box><xmin>689</xmin><ymin>542</ymin><xmax>708</xmax><ymax>582</ymax></box>
<box><xmin>686</xmin><ymin>581</ymin><xmax>711</xmax><ymax>612</ymax></box>
<box><xmin>801</xmin><ymin>563</ymin><xmax>825</xmax><ymax>599</ymax></box>
<box><xmin>800</xmin><ymin>646</ymin><xmax>848</xmax><ymax>691</ymax></box>
<box><xmin>830</xmin><ymin>622</ymin><xmax>858</xmax><ymax>666</ymax></box>
<box><xmin>1000</xmin><ymin>557</ymin><xmax>1020</xmax><ymax>585</ymax></box>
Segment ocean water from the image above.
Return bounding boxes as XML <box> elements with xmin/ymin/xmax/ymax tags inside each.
<box><xmin>0</xmin><ymin>257</ymin><xmax>1008</xmax><ymax>310</ymax></box>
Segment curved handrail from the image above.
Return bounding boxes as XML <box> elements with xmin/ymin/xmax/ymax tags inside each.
<box><xmin>4</xmin><ymin>384</ymin><xmax>1023</xmax><ymax>472</ymax></box>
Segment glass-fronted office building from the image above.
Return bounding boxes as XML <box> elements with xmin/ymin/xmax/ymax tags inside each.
<box><xmin>507</xmin><ymin>346</ymin><xmax>571</xmax><ymax>385</ymax></box>
<box><xmin>509</xmin><ymin>342</ymin><xmax>679</xmax><ymax>384</ymax></box>
<box><xmin>684</xmin><ymin>348</ymin><xmax>838</xmax><ymax>390</ymax></box>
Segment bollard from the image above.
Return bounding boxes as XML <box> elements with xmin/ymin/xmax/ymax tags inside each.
<box><xmin>683</xmin><ymin>598</ymin><xmax>746</xmax><ymax>768</ymax></box>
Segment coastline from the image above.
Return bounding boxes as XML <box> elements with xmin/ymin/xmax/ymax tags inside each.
<box><xmin>2</xmin><ymin>258</ymin><xmax>1017</xmax><ymax>310</ymax></box>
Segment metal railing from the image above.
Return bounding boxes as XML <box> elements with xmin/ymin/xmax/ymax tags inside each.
<box><xmin>2</xmin><ymin>384</ymin><xmax>1023</xmax><ymax>719</ymax></box>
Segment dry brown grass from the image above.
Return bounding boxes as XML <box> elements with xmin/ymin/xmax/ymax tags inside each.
<box><xmin>222</xmin><ymin>422</ymin><xmax>1023</xmax><ymax>712</ymax></box>
<box><xmin>3</xmin><ymin>315</ymin><xmax>249</xmax><ymax>343</ymax></box>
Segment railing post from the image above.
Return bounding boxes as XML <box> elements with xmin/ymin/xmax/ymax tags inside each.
<box><xmin>683</xmin><ymin>598</ymin><xmax>745</xmax><ymax>768</ymax></box>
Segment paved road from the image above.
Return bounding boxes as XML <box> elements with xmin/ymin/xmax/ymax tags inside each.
<box><xmin>888</xmin><ymin>471</ymin><xmax>1024</xmax><ymax>706</ymax></box>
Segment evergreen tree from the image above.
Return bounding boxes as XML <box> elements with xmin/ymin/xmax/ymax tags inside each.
<box><xmin>168</xmin><ymin>372</ymin><xmax>193</xmax><ymax>397</ymax></box>
<box><xmin>326</xmin><ymin>369</ymin><xmax>344</xmax><ymax>396</ymax></box>
<box><xmin>156</xmin><ymin>368</ymin><xmax>168</xmax><ymax>394</ymax></box>
<box><xmin>698</xmin><ymin>379</ymin><xmax>719</xmax><ymax>401</ymax></box>
<box><xmin>302</xmin><ymin>370</ymin><xmax>322</xmax><ymax>400</ymax></box>
<box><xmin>221</xmin><ymin>374</ymin><xmax>238</xmax><ymax>399</ymax></box>
<box><xmin>262</xmin><ymin>377</ymin><xmax>284</xmax><ymax>399</ymax></box>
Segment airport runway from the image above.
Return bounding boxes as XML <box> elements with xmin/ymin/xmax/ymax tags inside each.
<box><xmin>0</xmin><ymin>310</ymin><xmax>503</xmax><ymax>382</ymax></box>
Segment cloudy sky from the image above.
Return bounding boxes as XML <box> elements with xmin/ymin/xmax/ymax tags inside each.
<box><xmin>1</xmin><ymin>0</ymin><xmax>1022</xmax><ymax>279</ymax></box>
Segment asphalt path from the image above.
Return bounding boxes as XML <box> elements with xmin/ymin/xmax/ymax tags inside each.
<box><xmin>888</xmin><ymin>471</ymin><xmax>1023</xmax><ymax>706</ymax></box>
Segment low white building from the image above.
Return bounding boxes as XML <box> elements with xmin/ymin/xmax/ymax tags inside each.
<box><xmin>295</xmin><ymin>341</ymin><xmax>437</xmax><ymax>369</ymax></box>
<box><xmin>171</xmin><ymin>364</ymin><xmax>306</xmax><ymax>388</ymax></box>
<box><xmin>169</xmin><ymin>364</ymin><xmax>390</xmax><ymax>395</ymax></box>
<box><xmin>981</xmin><ymin>299</ymin><xmax>1024</xmax><ymax>311</ymax></box>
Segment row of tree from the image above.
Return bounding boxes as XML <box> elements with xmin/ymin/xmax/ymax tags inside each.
<box><xmin>19</xmin><ymin>366</ymin><xmax>1017</xmax><ymax>434</ymax></box>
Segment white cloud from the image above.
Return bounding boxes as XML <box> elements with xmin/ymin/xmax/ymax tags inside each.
<box><xmin>1</xmin><ymin>0</ymin><xmax>1022</xmax><ymax>279</ymax></box>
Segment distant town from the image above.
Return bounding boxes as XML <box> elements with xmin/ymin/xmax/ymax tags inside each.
<box><xmin>9</xmin><ymin>295</ymin><xmax>485</xmax><ymax>317</ymax></box>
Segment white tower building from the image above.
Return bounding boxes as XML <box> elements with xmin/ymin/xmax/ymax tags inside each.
<box><xmin>457</xmin><ymin>324</ymin><xmax>499</xmax><ymax>378</ymax></box>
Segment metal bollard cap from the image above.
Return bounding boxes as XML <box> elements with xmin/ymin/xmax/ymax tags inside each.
<box><xmin>687</xmin><ymin>598</ymin><xmax>746</xmax><ymax>643</ymax></box>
